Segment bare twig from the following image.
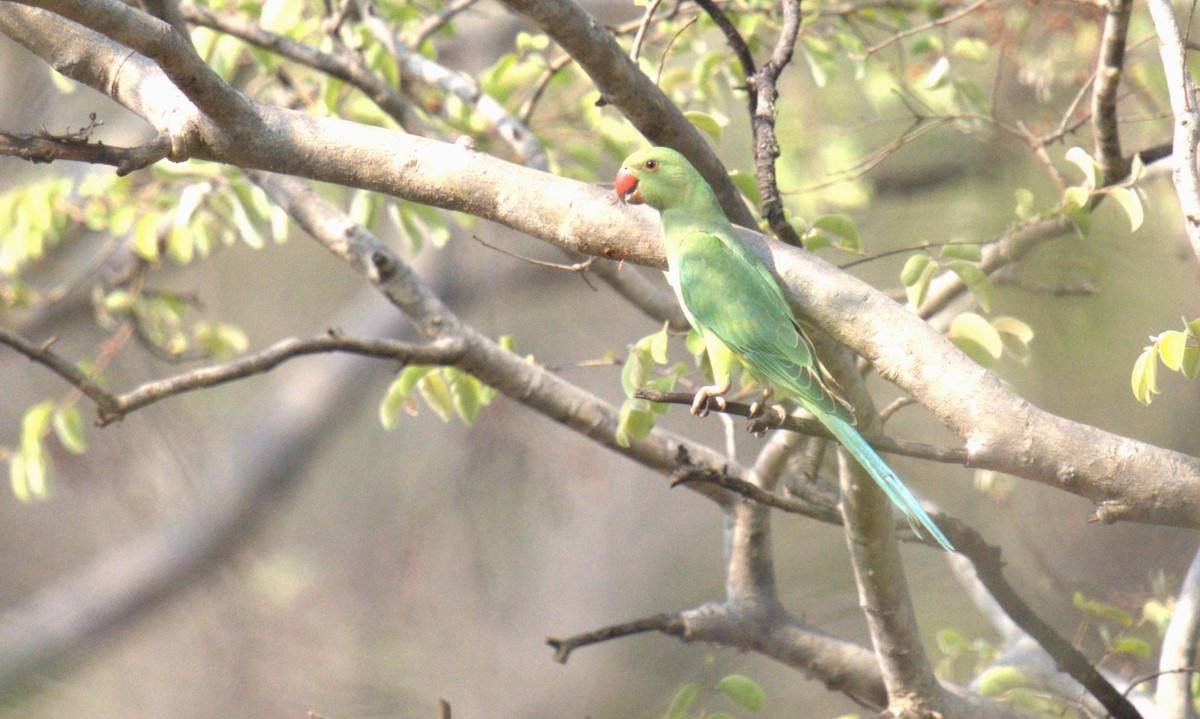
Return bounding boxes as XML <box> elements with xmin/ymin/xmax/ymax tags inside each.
<box><xmin>856</xmin><ymin>0</ymin><xmax>988</xmax><ymax>59</ymax></box>
<box><xmin>0</xmin><ymin>128</ymin><xmax>172</xmax><ymax>175</ymax></box>
<box><xmin>548</xmin><ymin>613</ymin><xmax>682</xmax><ymax>663</ymax></box>
<box><xmin>472</xmin><ymin>234</ymin><xmax>598</xmax><ymax>288</ymax></box>
<box><xmin>405</xmin><ymin>0</ymin><xmax>480</xmax><ymax>48</ymax></box>
<box><xmin>628</xmin><ymin>0</ymin><xmax>662</xmax><ymax>63</ymax></box>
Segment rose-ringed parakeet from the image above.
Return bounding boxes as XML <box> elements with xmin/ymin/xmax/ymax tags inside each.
<box><xmin>615</xmin><ymin>147</ymin><xmax>953</xmax><ymax>552</ymax></box>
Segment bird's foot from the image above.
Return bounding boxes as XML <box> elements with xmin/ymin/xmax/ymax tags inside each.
<box><xmin>690</xmin><ymin>384</ymin><xmax>729</xmax><ymax>417</ymax></box>
<box><xmin>746</xmin><ymin>405</ymin><xmax>789</xmax><ymax>437</ymax></box>
<box><xmin>747</xmin><ymin>387</ymin><xmax>774</xmax><ymax>420</ymax></box>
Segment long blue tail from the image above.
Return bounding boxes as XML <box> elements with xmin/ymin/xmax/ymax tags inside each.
<box><xmin>816</xmin><ymin>410</ymin><xmax>954</xmax><ymax>552</ymax></box>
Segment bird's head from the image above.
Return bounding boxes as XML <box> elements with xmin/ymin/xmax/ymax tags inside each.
<box><xmin>614</xmin><ymin>147</ymin><xmax>703</xmax><ymax>211</ymax></box>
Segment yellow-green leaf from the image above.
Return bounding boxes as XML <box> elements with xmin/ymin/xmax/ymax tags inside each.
<box><xmin>716</xmin><ymin>674</ymin><xmax>764</xmax><ymax>712</ymax></box>
<box><xmin>52</xmin><ymin>405</ymin><xmax>86</xmax><ymax>454</ymax></box>
<box><xmin>379</xmin><ymin>365</ymin><xmax>431</xmax><ymax>429</ymax></box>
<box><xmin>1159</xmin><ymin>330</ymin><xmax>1189</xmax><ymax>371</ymax></box>
<box><xmin>1131</xmin><ymin>345</ymin><xmax>1159</xmax><ymax>405</ymax></box>
<box><xmin>947</xmin><ymin>260</ymin><xmax>992</xmax><ymax>312</ymax></box>
<box><xmin>418</xmin><ymin>370</ymin><xmax>454</xmax><ymax>422</ymax></box>
<box><xmin>949</xmin><ymin>312</ymin><xmax>1002</xmax><ymax>366</ymax></box>
<box><xmin>665</xmin><ymin>682</ymin><xmax>699</xmax><ymax>719</ymax></box>
<box><xmin>900</xmin><ymin>253</ymin><xmax>934</xmax><ymax>286</ymax></box>
<box><xmin>1064</xmin><ymin>146</ymin><xmax>1097</xmax><ymax>191</ymax></box>
<box><xmin>684</xmin><ymin>110</ymin><xmax>723</xmax><ymax>142</ymax></box>
<box><xmin>445</xmin><ymin>367</ymin><xmax>482</xmax><ymax>426</ymax></box>
<box><xmin>812</xmin><ymin>214</ymin><xmax>862</xmax><ymax>251</ymax></box>
<box><xmin>1107</xmin><ymin>186</ymin><xmax>1143</xmax><ymax>232</ymax></box>
<box><xmin>133</xmin><ymin>212</ymin><xmax>160</xmax><ymax>261</ymax></box>
<box><xmin>976</xmin><ymin>666</ymin><xmax>1027</xmax><ymax>697</ymax></box>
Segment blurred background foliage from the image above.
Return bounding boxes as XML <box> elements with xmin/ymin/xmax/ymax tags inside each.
<box><xmin>1</xmin><ymin>0</ymin><xmax>1200</xmax><ymax>716</ymax></box>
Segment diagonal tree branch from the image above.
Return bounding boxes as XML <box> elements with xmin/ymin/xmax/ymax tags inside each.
<box><xmin>1157</xmin><ymin>545</ymin><xmax>1200</xmax><ymax>718</ymax></box>
<box><xmin>1091</xmin><ymin>0</ymin><xmax>1133</xmax><ymax>184</ymax></box>
<box><xmin>494</xmin><ymin>0</ymin><xmax>757</xmax><ymax>228</ymax></box>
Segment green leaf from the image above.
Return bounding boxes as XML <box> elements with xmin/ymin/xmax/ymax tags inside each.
<box><xmin>380</xmin><ymin>365</ymin><xmax>431</xmax><ymax>429</ymax></box>
<box><xmin>717</xmin><ymin>674</ymin><xmax>764</xmax><ymax>712</ymax></box>
<box><xmin>1110</xmin><ymin>637</ymin><xmax>1151</xmax><ymax>657</ymax></box>
<box><xmin>729</xmin><ymin>170</ymin><xmax>761</xmax><ymax>208</ymax></box>
<box><xmin>951</xmin><ymin>37</ymin><xmax>988</xmax><ymax>61</ymax></box>
<box><xmin>1073</xmin><ymin>591</ymin><xmax>1133</xmax><ymax>626</ymax></box>
<box><xmin>900</xmin><ymin>253</ymin><xmax>934</xmax><ymax>286</ymax></box>
<box><xmin>1182</xmin><ymin>344</ymin><xmax>1200</xmax><ymax>380</ymax></box>
<box><xmin>1107</xmin><ymin>186</ymin><xmax>1143</xmax><ymax>232</ymax></box>
<box><xmin>976</xmin><ymin>666</ymin><xmax>1027</xmax><ymax>697</ymax></box>
<box><xmin>166</xmin><ymin>225</ymin><xmax>194</xmax><ymax>265</ymax></box>
<box><xmin>901</xmin><ymin>255</ymin><xmax>937</xmax><ymax>308</ymax></box>
<box><xmin>1062</xmin><ymin>185</ymin><xmax>1090</xmax><ymax>210</ymax></box>
<box><xmin>644</xmin><ymin>322</ymin><xmax>671</xmax><ymax>365</ymax></box>
<box><xmin>1131</xmin><ymin>345</ymin><xmax>1159</xmax><ymax>405</ymax></box>
<box><xmin>684</xmin><ymin>110</ymin><xmax>723</xmax><ymax>142</ymax></box>
<box><xmin>1014</xmin><ymin>188</ymin><xmax>1035</xmax><ymax>219</ymax></box>
<box><xmin>444</xmin><ymin>367</ymin><xmax>482</xmax><ymax>426</ymax></box>
<box><xmin>1143</xmin><ymin>599</ymin><xmax>1173</xmax><ymax>633</ymax></box>
<box><xmin>936</xmin><ymin>628</ymin><xmax>970</xmax><ymax>654</ymax></box>
<box><xmin>811</xmin><ymin>214</ymin><xmax>862</xmax><ymax>251</ymax></box>
<box><xmin>133</xmin><ymin>212</ymin><xmax>160</xmax><ymax>261</ymax></box>
<box><xmin>21</xmin><ymin>400</ymin><xmax>55</xmax><ymax>456</ymax></box>
<box><xmin>1064</xmin><ymin>146</ymin><xmax>1098</xmax><ymax>191</ymax></box>
<box><xmin>949</xmin><ymin>312</ymin><xmax>1002</xmax><ymax>366</ymax></box>
<box><xmin>621</xmin><ymin>343</ymin><xmax>653</xmax><ymax>397</ymax></box>
<box><xmin>685</xmin><ymin>328</ymin><xmax>706</xmax><ymax>358</ymax></box>
<box><xmin>616</xmin><ymin>398</ymin><xmax>655</xmax><ymax>446</ymax></box>
<box><xmin>947</xmin><ymin>260</ymin><xmax>992</xmax><ymax>312</ymax></box>
<box><xmin>418</xmin><ymin>370</ymin><xmax>454</xmax><ymax>422</ymax></box>
<box><xmin>229</xmin><ymin>192</ymin><xmax>265</xmax><ymax>249</ymax></box>
<box><xmin>939</xmin><ymin>243</ymin><xmax>981</xmax><ymax>261</ymax></box>
<box><xmin>664</xmin><ymin>682</ymin><xmax>700</xmax><ymax>719</ymax></box>
<box><xmin>992</xmin><ymin>316</ymin><xmax>1034</xmax><ymax>361</ymax></box>
<box><xmin>52</xmin><ymin>405</ymin><xmax>86</xmax><ymax>454</ymax></box>
<box><xmin>1159</xmin><ymin>330</ymin><xmax>1189</xmax><ymax>371</ymax></box>
<box><xmin>193</xmin><ymin>322</ymin><xmax>248</xmax><ymax>360</ymax></box>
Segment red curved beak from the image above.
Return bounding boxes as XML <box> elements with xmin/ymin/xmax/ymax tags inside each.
<box><xmin>615</xmin><ymin>167</ymin><xmax>643</xmax><ymax>205</ymax></box>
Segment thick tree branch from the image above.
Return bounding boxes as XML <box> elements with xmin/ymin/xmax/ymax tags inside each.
<box><xmin>1147</xmin><ymin>0</ymin><xmax>1200</xmax><ymax>259</ymax></box>
<box><xmin>494</xmin><ymin>0</ymin><xmax>757</xmax><ymax>227</ymax></box>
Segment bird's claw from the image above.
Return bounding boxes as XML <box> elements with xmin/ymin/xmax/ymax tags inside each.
<box><xmin>691</xmin><ymin>386</ymin><xmax>728</xmax><ymax>417</ymax></box>
<box><xmin>746</xmin><ymin>405</ymin><xmax>788</xmax><ymax>436</ymax></box>
<box><xmin>747</xmin><ymin>387</ymin><xmax>774</xmax><ymax>419</ymax></box>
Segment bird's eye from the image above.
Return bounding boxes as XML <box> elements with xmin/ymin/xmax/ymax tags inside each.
<box><xmin>644</xmin><ymin>159</ymin><xmax>658</xmax><ymax>170</ymax></box>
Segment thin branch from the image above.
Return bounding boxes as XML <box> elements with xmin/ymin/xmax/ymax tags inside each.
<box><xmin>180</xmin><ymin>2</ymin><xmax>415</xmax><ymax>129</ymax></box>
<box><xmin>0</xmin><ymin>128</ymin><xmax>172</xmax><ymax>175</ymax></box>
<box><xmin>548</xmin><ymin>613</ymin><xmax>682</xmax><ymax>663</ymax></box>
<box><xmin>1147</xmin><ymin>0</ymin><xmax>1200</xmax><ymax>259</ymax></box>
<box><xmin>472</xmin><ymin>234</ymin><xmax>598</xmax><ymax>289</ymax></box>
<box><xmin>750</xmin><ymin>0</ymin><xmax>803</xmax><ymax>247</ymax></box>
<box><xmin>0</xmin><ymin>328</ymin><xmax>121</xmax><ymax>416</ymax></box>
<box><xmin>855</xmin><ymin>0</ymin><xmax>988</xmax><ymax>59</ymax></box>
<box><xmin>693</xmin><ymin>0</ymin><xmax>756</xmax><ymax>82</ymax></box>
<box><xmin>1091</xmin><ymin>0</ymin><xmax>1133</xmax><ymax>184</ymax></box>
<box><xmin>628</xmin><ymin>0</ymin><xmax>662</xmax><ymax>63</ymax></box>
<box><xmin>405</xmin><ymin>0</ymin><xmax>480</xmax><ymax>48</ymax></box>
<box><xmin>634</xmin><ymin>388</ymin><xmax>968</xmax><ymax>465</ymax></box>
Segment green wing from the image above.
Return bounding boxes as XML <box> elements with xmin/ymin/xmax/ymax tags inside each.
<box><xmin>676</xmin><ymin>229</ymin><xmax>854</xmax><ymax>423</ymax></box>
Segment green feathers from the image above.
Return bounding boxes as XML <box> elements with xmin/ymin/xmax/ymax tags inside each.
<box><xmin>616</xmin><ymin>147</ymin><xmax>953</xmax><ymax>552</ymax></box>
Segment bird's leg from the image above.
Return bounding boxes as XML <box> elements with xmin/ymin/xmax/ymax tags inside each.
<box><xmin>690</xmin><ymin>379</ymin><xmax>731</xmax><ymax>417</ymax></box>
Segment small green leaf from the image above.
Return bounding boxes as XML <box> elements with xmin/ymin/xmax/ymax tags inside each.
<box><xmin>379</xmin><ymin>365</ymin><xmax>431</xmax><ymax>429</ymax></box>
<box><xmin>664</xmin><ymin>682</ymin><xmax>700</xmax><ymax>719</ymax></box>
<box><xmin>133</xmin><ymin>212</ymin><xmax>160</xmax><ymax>261</ymax></box>
<box><xmin>647</xmin><ymin>322</ymin><xmax>670</xmax><ymax>365</ymax></box>
<box><xmin>1062</xmin><ymin>185</ymin><xmax>1090</xmax><ymax>209</ymax></box>
<box><xmin>939</xmin><ymin>243</ymin><xmax>981</xmax><ymax>261</ymax></box>
<box><xmin>976</xmin><ymin>666</ymin><xmax>1027</xmax><ymax>697</ymax></box>
<box><xmin>1014</xmin><ymin>188</ymin><xmax>1035</xmax><ymax>219</ymax></box>
<box><xmin>947</xmin><ymin>260</ymin><xmax>992</xmax><ymax>312</ymax></box>
<box><xmin>1159</xmin><ymin>330</ymin><xmax>1189</xmax><ymax>371</ymax></box>
<box><xmin>616</xmin><ymin>398</ymin><xmax>655</xmax><ymax>446</ymax></box>
<box><xmin>812</xmin><ymin>214</ymin><xmax>862</xmax><ymax>251</ymax></box>
<box><xmin>729</xmin><ymin>170</ymin><xmax>761</xmax><ymax>207</ymax></box>
<box><xmin>1182</xmin><ymin>344</ymin><xmax>1200</xmax><ymax>380</ymax></box>
<box><xmin>193</xmin><ymin>322</ymin><xmax>248</xmax><ymax>360</ymax></box>
<box><xmin>992</xmin><ymin>316</ymin><xmax>1034</xmax><ymax>361</ymax></box>
<box><xmin>418</xmin><ymin>370</ymin><xmax>454</xmax><ymax>422</ymax></box>
<box><xmin>936</xmin><ymin>628</ymin><xmax>971</xmax><ymax>654</ymax></box>
<box><xmin>52</xmin><ymin>405</ymin><xmax>86</xmax><ymax>454</ymax></box>
<box><xmin>1073</xmin><ymin>591</ymin><xmax>1133</xmax><ymax>626</ymax></box>
<box><xmin>951</xmin><ymin>37</ymin><xmax>988</xmax><ymax>61</ymax></box>
<box><xmin>622</xmin><ymin>343</ymin><xmax>653</xmax><ymax>397</ymax></box>
<box><xmin>684</xmin><ymin>110</ymin><xmax>723</xmax><ymax>142</ymax></box>
<box><xmin>1131</xmin><ymin>345</ymin><xmax>1159</xmax><ymax>405</ymax></box>
<box><xmin>1143</xmin><ymin>599</ymin><xmax>1173</xmax><ymax>633</ymax></box>
<box><xmin>230</xmin><ymin>193</ymin><xmax>265</xmax><ymax>249</ymax></box>
<box><xmin>900</xmin><ymin>253</ymin><xmax>934</xmax><ymax>286</ymax></box>
<box><xmin>1110</xmin><ymin>637</ymin><xmax>1151</xmax><ymax>657</ymax></box>
<box><xmin>165</xmin><ymin>225</ymin><xmax>194</xmax><ymax>265</ymax></box>
<box><xmin>685</xmin><ymin>328</ymin><xmax>706</xmax><ymax>358</ymax></box>
<box><xmin>949</xmin><ymin>312</ymin><xmax>1002</xmax><ymax>366</ymax></box>
<box><xmin>1107</xmin><ymin>186</ymin><xmax>1144</xmax><ymax>232</ymax></box>
<box><xmin>1064</xmin><ymin>146</ymin><xmax>1098</xmax><ymax>191</ymax></box>
<box><xmin>444</xmin><ymin>367</ymin><xmax>482</xmax><ymax>426</ymax></box>
<box><xmin>717</xmin><ymin>674</ymin><xmax>764</xmax><ymax>712</ymax></box>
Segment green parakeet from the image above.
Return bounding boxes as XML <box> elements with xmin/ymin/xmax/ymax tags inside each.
<box><xmin>615</xmin><ymin>147</ymin><xmax>953</xmax><ymax>552</ymax></box>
